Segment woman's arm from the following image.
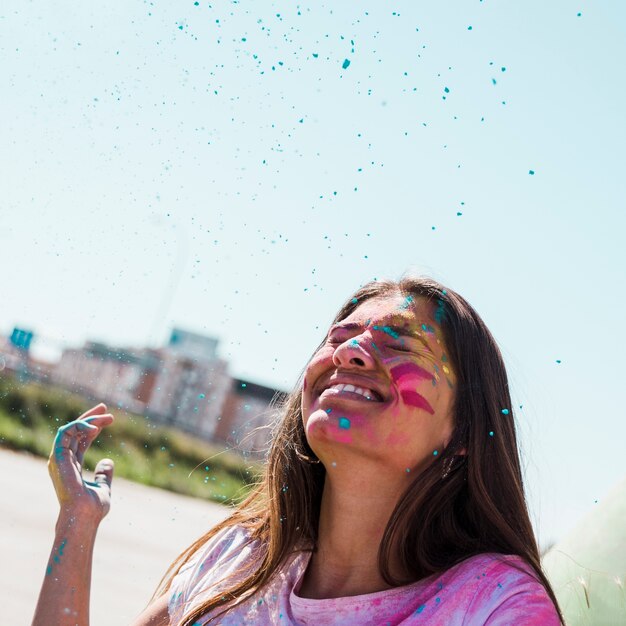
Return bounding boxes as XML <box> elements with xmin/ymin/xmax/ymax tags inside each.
<box><xmin>129</xmin><ymin>594</ymin><xmax>171</xmax><ymax>626</ymax></box>
<box><xmin>31</xmin><ymin>404</ymin><xmax>115</xmax><ymax>626</ymax></box>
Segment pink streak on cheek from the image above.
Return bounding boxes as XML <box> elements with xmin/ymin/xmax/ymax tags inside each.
<box><xmin>400</xmin><ymin>390</ymin><xmax>435</xmax><ymax>415</ymax></box>
<box><xmin>390</xmin><ymin>363</ymin><xmax>435</xmax><ymax>415</ymax></box>
<box><xmin>390</xmin><ymin>362</ymin><xmax>434</xmax><ymax>383</ymax></box>
<box><xmin>331</xmin><ymin>431</ymin><xmax>353</xmax><ymax>444</ymax></box>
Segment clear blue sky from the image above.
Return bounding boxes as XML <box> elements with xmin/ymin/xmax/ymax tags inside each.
<box><xmin>1</xmin><ymin>0</ymin><xmax>624</xmax><ymax>548</ymax></box>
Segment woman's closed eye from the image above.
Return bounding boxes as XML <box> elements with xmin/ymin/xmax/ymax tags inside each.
<box><xmin>388</xmin><ymin>344</ymin><xmax>413</xmax><ymax>353</ymax></box>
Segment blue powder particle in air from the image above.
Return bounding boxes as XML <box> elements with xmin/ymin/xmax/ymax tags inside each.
<box><xmin>489</xmin><ymin>431</ymin><xmax>494</xmax><ymax>437</ymax></box>
<box><xmin>338</xmin><ymin>417</ymin><xmax>351</xmax><ymax>429</ymax></box>
<box><xmin>352</xmin><ymin>297</ymin><xmax>358</xmax><ymax>304</ymax></box>
<box><xmin>556</xmin><ymin>359</ymin><xmax>562</xmax><ymax>364</ymax></box>
<box><xmin>529</xmin><ymin>170</ymin><xmax>535</xmax><ymax>175</ymax></box>
<box><xmin>342</xmin><ymin>58</ymin><xmax>351</xmax><ymax>69</ymax></box>
<box><xmin>433</xmin><ymin>450</ymin><xmax>438</xmax><ymax>456</ymax></box>
<box><xmin>501</xmin><ymin>409</ymin><xmax>509</xmax><ymax>415</ymax></box>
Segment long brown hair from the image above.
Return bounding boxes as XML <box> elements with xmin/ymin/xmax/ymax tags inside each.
<box><xmin>153</xmin><ymin>276</ymin><xmax>563</xmax><ymax>624</ymax></box>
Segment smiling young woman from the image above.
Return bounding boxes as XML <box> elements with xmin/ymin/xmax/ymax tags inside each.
<box><xmin>32</xmin><ymin>276</ymin><xmax>563</xmax><ymax>625</ymax></box>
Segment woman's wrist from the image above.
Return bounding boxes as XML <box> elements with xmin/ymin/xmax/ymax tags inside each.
<box><xmin>56</xmin><ymin>507</ymin><xmax>101</xmax><ymax>537</ymax></box>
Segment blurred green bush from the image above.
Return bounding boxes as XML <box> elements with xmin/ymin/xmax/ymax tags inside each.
<box><xmin>0</xmin><ymin>375</ymin><xmax>261</xmax><ymax>506</ymax></box>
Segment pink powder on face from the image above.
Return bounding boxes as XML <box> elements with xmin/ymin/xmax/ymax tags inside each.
<box><xmin>390</xmin><ymin>363</ymin><xmax>435</xmax><ymax>414</ymax></box>
<box><xmin>390</xmin><ymin>362</ymin><xmax>434</xmax><ymax>383</ymax></box>
<box><xmin>399</xmin><ymin>390</ymin><xmax>434</xmax><ymax>414</ymax></box>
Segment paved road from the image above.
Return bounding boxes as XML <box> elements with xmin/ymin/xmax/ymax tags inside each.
<box><xmin>1</xmin><ymin>448</ymin><xmax>230</xmax><ymax>626</ymax></box>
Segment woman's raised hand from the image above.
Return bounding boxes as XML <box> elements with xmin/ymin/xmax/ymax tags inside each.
<box><xmin>47</xmin><ymin>403</ymin><xmax>115</xmax><ymax>524</ymax></box>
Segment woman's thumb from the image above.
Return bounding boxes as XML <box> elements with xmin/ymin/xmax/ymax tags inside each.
<box><xmin>94</xmin><ymin>458</ymin><xmax>115</xmax><ymax>487</ymax></box>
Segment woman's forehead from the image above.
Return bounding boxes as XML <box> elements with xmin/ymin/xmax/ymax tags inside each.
<box><xmin>341</xmin><ymin>294</ymin><xmax>436</xmax><ymax>326</ymax></box>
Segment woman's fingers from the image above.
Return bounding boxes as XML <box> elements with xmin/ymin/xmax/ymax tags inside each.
<box><xmin>49</xmin><ymin>407</ymin><xmax>115</xmax><ymax>498</ymax></box>
<box><xmin>54</xmin><ymin>420</ymin><xmax>98</xmax><ymax>461</ymax></box>
<box><xmin>93</xmin><ymin>458</ymin><xmax>115</xmax><ymax>488</ymax></box>
<box><xmin>76</xmin><ymin>414</ymin><xmax>114</xmax><ymax>464</ymax></box>
<box><xmin>77</xmin><ymin>402</ymin><xmax>108</xmax><ymax>421</ymax></box>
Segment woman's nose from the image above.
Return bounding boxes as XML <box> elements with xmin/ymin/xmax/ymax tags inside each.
<box><xmin>332</xmin><ymin>336</ymin><xmax>377</xmax><ymax>369</ymax></box>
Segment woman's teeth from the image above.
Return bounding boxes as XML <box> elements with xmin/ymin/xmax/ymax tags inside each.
<box><xmin>326</xmin><ymin>383</ymin><xmax>378</xmax><ymax>400</ymax></box>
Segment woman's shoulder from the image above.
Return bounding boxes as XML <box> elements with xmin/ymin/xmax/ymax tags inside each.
<box><xmin>433</xmin><ymin>552</ymin><xmax>560</xmax><ymax>625</ymax></box>
<box><xmin>167</xmin><ymin>523</ymin><xmax>260</xmax><ymax>623</ymax></box>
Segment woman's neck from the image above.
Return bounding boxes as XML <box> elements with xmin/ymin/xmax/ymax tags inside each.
<box><xmin>298</xmin><ymin>467</ymin><xmax>406</xmax><ymax>599</ymax></box>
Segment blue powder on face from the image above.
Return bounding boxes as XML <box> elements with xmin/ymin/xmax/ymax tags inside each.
<box><xmin>399</xmin><ymin>295</ymin><xmax>414</xmax><ymax>310</ymax></box>
<box><xmin>338</xmin><ymin>417</ymin><xmax>351</xmax><ymax>429</ymax></box>
<box><xmin>372</xmin><ymin>325</ymin><xmax>399</xmax><ymax>339</ymax></box>
<box><xmin>434</xmin><ymin>299</ymin><xmax>445</xmax><ymax>324</ymax></box>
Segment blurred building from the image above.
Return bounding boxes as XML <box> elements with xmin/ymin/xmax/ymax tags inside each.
<box><xmin>145</xmin><ymin>329</ymin><xmax>230</xmax><ymax>440</ymax></box>
<box><xmin>53</xmin><ymin>342</ymin><xmax>161</xmax><ymax>415</ymax></box>
<box><xmin>0</xmin><ymin>328</ymin><xmax>40</xmax><ymax>381</ymax></box>
<box><xmin>217</xmin><ymin>378</ymin><xmax>287</xmax><ymax>456</ymax></box>
<box><xmin>47</xmin><ymin>327</ymin><xmax>285</xmax><ymax>453</ymax></box>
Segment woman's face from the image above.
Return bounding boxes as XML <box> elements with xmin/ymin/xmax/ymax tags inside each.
<box><xmin>302</xmin><ymin>293</ymin><xmax>457</xmax><ymax>474</ymax></box>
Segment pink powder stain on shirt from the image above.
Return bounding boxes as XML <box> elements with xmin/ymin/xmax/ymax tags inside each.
<box><xmin>168</xmin><ymin>526</ymin><xmax>561</xmax><ymax>626</ymax></box>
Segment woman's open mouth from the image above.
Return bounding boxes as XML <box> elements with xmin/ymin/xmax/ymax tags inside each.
<box><xmin>320</xmin><ymin>383</ymin><xmax>384</xmax><ymax>402</ymax></box>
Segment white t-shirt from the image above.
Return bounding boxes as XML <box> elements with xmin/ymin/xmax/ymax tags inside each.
<box><xmin>168</xmin><ymin>525</ymin><xmax>560</xmax><ymax>625</ymax></box>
